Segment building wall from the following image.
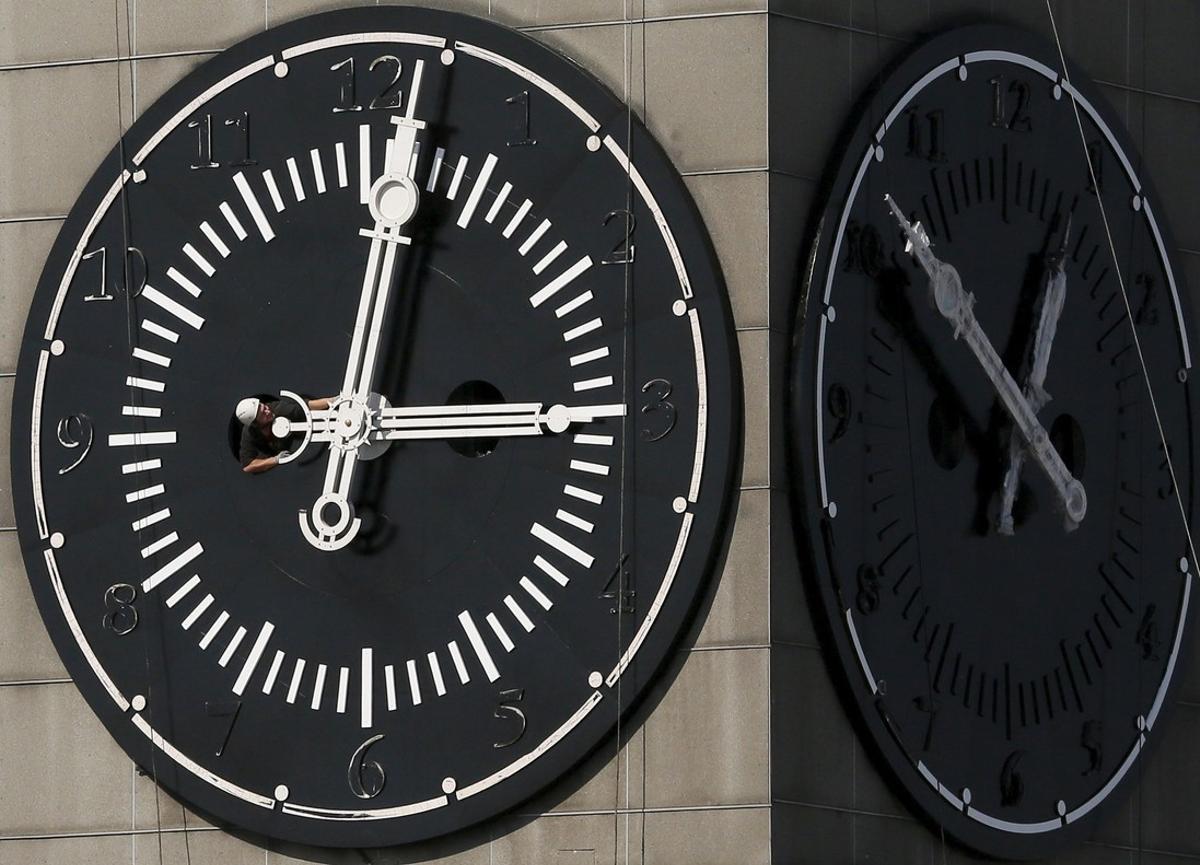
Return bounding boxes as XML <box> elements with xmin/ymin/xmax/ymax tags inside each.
<box><xmin>0</xmin><ymin>2</ymin><xmax>1196</xmax><ymax>864</ymax></box>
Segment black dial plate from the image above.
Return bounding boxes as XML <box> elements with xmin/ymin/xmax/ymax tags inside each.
<box><xmin>789</xmin><ymin>24</ymin><xmax>1197</xmax><ymax>860</ymax></box>
<box><xmin>11</xmin><ymin>7</ymin><xmax>741</xmax><ymax>848</ymax></box>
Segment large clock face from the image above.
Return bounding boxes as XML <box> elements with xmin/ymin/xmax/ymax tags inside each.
<box><xmin>789</xmin><ymin>25</ymin><xmax>1197</xmax><ymax>860</ymax></box>
<box><xmin>11</xmin><ymin>7</ymin><xmax>740</xmax><ymax>848</ymax></box>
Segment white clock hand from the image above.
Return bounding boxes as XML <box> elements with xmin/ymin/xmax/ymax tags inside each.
<box><xmin>997</xmin><ymin>217</ymin><xmax>1071</xmax><ymax>535</ymax></box>
<box><xmin>285</xmin><ymin>402</ymin><xmax>628</xmax><ymax>443</ymax></box>
<box><xmin>300</xmin><ymin>62</ymin><xmax>427</xmax><ymax>552</ymax></box>
<box><xmin>884</xmin><ymin>193</ymin><xmax>1087</xmax><ymax>529</ymax></box>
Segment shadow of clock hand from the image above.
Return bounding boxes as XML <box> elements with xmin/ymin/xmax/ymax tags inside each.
<box><xmin>343</xmin><ymin>70</ymin><xmax>456</xmax><ymax>555</ymax></box>
<box><xmin>876</xmin><ymin>262</ymin><xmax>992</xmax><ymax>452</ymax></box>
<box><xmin>349</xmin><ymin>225</ymin><xmax>442</xmax><ymax>554</ymax></box>
<box><xmin>983</xmin><ymin>214</ymin><xmax>1070</xmax><ymax>533</ymax></box>
<box><xmin>875</xmin><ymin>261</ymin><xmax>1014</xmax><ymax>535</ymax></box>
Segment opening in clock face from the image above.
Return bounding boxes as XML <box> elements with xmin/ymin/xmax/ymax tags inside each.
<box><xmin>11</xmin><ymin>7</ymin><xmax>740</xmax><ymax>848</ymax></box>
<box><xmin>791</xmin><ymin>25</ymin><xmax>1197</xmax><ymax>860</ymax></box>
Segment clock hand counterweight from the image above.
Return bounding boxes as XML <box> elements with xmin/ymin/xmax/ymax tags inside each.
<box><xmin>883</xmin><ymin>194</ymin><xmax>1087</xmax><ymax>529</ymax></box>
<box><xmin>300</xmin><ymin>60</ymin><xmax>427</xmax><ymax>552</ymax></box>
<box><xmin>996</xmin><ymin>216</ymin><xmax>1071</xmax><ymax>535</ymax></box>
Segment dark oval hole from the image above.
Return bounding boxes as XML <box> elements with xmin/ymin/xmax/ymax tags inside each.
<box><xmin>927</xmin><ymin>395</ymin><xmax>965</xmax><ymax>471</ymax></box>
<box><xmin>447</xmin><ymin>380</ymin><xmax>505</xmax><ymax>458</ymax></box>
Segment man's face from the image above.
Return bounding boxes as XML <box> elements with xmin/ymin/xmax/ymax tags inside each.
<box><xmin>256</xmin><ymin>401</ymin><xmax>274</xmax><ymax>429</ymax></box>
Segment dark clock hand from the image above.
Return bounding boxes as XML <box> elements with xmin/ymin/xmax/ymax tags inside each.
<box><xmin>300</xmin><ymin>61</ymin><xmax>428</xmax><ymax>552</ymax></box>
<box><xmin>884</xmin><ymin>193</ymin><xmax>1087</xmax><ymax>530</ymax></box>
<box><xmin>997</xmin><ymin>215</ymin><xmax>1071</xmax><ymax>534</ymax></box>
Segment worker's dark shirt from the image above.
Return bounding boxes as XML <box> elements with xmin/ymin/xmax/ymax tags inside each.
<box><xmin>239</xmin><ymin>399</ymin><xmax>304</xmax><ymax>467</ymax></box>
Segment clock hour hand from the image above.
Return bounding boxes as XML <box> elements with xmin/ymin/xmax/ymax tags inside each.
<box><xmin>287</xmin><ymin>402</ymin><xmax>629</xmax><ymax>443</ymax></box>
<box><xmin>997</xmin><ymin>216</ymin><xmax>1071</xmax><ymax>535</ymax></box>
<box><xmin>884</xmin><ymin>194</ymin><xmax>1087</xmax><ymax>529</ymax></box>
<box><xmin>300</xmin><ymin>62</ymin><xmax>427</xmax><ymax>552</ymax></box>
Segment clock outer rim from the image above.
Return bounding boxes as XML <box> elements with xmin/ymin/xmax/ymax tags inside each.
<box><xmin>9</xmin><ymin>4</ymin><xmax>744</xmax><ymax>849</ymax></box>
<box><xmin>785</xmin><ymin>21</ymin><xmax>1200</xmax><ymax>861</ymax></box>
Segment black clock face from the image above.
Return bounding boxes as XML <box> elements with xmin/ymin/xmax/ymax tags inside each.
<box><xmin>789</xmin><ymin>25</ymin><xmax>1197</xmax><ymax>860</ymax></box>
<box><xmin>11</xmin><ymin>7</ymin><xmax>740</xmax><ymax>848</ymax></box>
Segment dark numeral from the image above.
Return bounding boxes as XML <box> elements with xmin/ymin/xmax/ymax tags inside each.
<box><xmin>855</xmin><ymin>564</ymin><xmax>880</xmax><ymax>615</ymax></box>
<box><xmin>989</xmin><ymin>76</ymin><xmax>1033</xmax><ymax>132</ymax></box>
<box><xmin>827</xmin><ymin>382</ymin><xmax>852</xmax><ymax>443</ymax></box>
<box><xmin>1136</xmin><ymin>604</ymin><xmax>1161</xmax><ymax>660</ymax></box>
<box><xmin>639</xmin><ymin>378</ymin><xmax>676</xmax><ymax>441</ymax></box>
<box><xmin>102</xmin><ymin>583</ymin><xmax>138</xmax><ymax>636</ymax></box>
<box><xmin>331</xmin><ymin>56</ymin><xmax>406</xmax><ymax>112</ymax></box>
<box><xmin>841</xmin><ymin>221</ymin><xmax>884</xmax><ymax>277</ymax></box>
<box><xmin>1134</xmin><ymin>271</ymin><xmax>1159</xmax><ymax>326</ymax></box>
<box><xmin>56</xmin><ymin>414</ymin><xmax>94</xmax><ymax>475</ymax></box>
<box><xmin>223</xmin><ymin>111</ymin><xmax>257</xmax><ymax>167</ymax></box>
<box><xmin>330</xmin><ymin>58</ymin><xmax>361</xmax><ymax>112</ymax></box>
<box><xmin>205</xmin><ymin>700</ymin><xmax>241</xmax><ymax>757</ymax></box>
<box><xmin>368</xmin><ymin>55</ymin><xmax>403</xmax><ymax>110</ymax></box>
<box><xmin>79</xmin><ymin>246</ymin><xmax>147</xmax><ymax>302</ymax></box>
<box><xmin>187</xmin><ymin>113</ymin><xmax>255</xmax><ymax>168</ymax></box>
<box><xmin>601</xmin><ymin>553</ymin><xmax>635</xmax><ymax>615</ymax></box>
<box><xmin>1080</xmin><ymin>720</ymin><xmax>1103</xmax><ymax>775</ymax></box>
<box><xmin>1085</xmin><ymin>139</ymin><xmax>1104</xmax><ymax>195</ymax></box>
<box><xmin>904</xmin><ymin>105</ymin><xmax>946</xmax><ymax>162</ymax></box>
<box><xmin>347</xmin><ymin>734</ymin><xmax>387</xmax><ymax>798</ymax></box>
<box><xmin>505</xmin><ymin>90</ymin><xmax>537</xmax><ymax>146</ymax></box>
<box><xmin>1155</xmin><ymin>441</ymin><xmax>1175</xmax><ymax>500</ymax></box>
<box><xmin>493</xmin><ymin>688</ymin><xmax>527</xmax><ymax>748</ymax></box>
<box><xmin>912</xmin><ymin>694</ymin><xmax>937</xmax><ymax>751</ymax></box>
<box><xmin>600</xmin><ymin>209</ymin><xmax>637</xmax><ymax>265</ymax></box>
<box><xmin>1000</xmin><ymin>750</ymin><xmax>1025</xmax><ymax>806</ymax></box>
<box><xmin>187</xmin><ymin>114</ymin><xmax>219</xmax><ymax>168</ymax></box>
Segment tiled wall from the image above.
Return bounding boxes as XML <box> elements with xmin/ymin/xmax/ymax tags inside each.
<box><xmin>0</xmin><ymin>2</ymin><xmax>1197</xmax><ymax>864</ymax></box>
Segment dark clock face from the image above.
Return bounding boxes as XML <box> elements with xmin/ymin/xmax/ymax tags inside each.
<box><xmin>789</xmin><ymin>25</ymin><xmax>1197</xmax><ymax>860</ymax></box>
<box><xmin>11</xmin><ymin>7</ymin><xmax>740</xmax><ymax>848</ymax></box>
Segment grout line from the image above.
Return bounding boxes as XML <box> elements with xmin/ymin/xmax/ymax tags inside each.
<box><xmin>689</xmin><ymin>643</ymin><xmax>770</xmax><ymax>653</ymax></box>
<box><xmin>767</xmin><ymin>10</ymin><xmax>914</xmax><ymax>43</ymax></box>
<box><xmin>0</xmin><ymin>214</ymin><xmax>66</xmax><ymax>225</ymax></box>
<box><xmin>0</xmin><ymin>826</ymin><xmax>221</xmax><ymax>843</ymax></box>
<box><xmin>1096</xmin><ymin>77</ymin><xmax>1200</xmax><ymax>106</ymax></box>
<box><xmin>0</xmin><ymin>12</ymin><xmax>766</xmax><ymax>75</ymax></box>
<box><xmin>773</xmin><ymin>797</ymin><xmax>916</xmax><ymax>822</ymax></box>
<box><xmin>0</xmin><ymin>678</ymin><xmax>73</xmax><ymax>687</ymax></box>
<box><xmin>0</xmin><ymin>48</ymin><xmax>216</xmax><ymax>73</ymax></box>
<box><xmin>518</xmin><ymin>9</ymin><xmax>763</xmax><ymax>33</ymax></box>
<box><xmin>513</xmin><ymin>802</ymin><xmax>770</xmax><ymax>819</ymax></box>
<box><xmin>680</xmin><ymin>165</ymin><xmax>769</xmax><ymax>177</ymax></box>
<box><xmin>772</xmin><ymin>639</ymin><xmax>822</xmax><ymax>650</ymax></box>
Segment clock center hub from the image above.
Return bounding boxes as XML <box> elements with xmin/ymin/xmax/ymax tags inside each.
<box><xmin>329</xmin><ymin>393</ymin><xmax>391</xmax><ymax>460</ymax></box>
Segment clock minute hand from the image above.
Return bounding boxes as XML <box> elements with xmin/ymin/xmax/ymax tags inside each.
<box><xmin>345</xmin><ymin>60</ymin><xmax>427</xmax><ymax>402</ymax></box>
<box><xmin>997</xmin><ymin>217</ymin><xmax>1071</xmax><ymax>535</ymax></box>
<box><xmin>300</xmin><ymin>61</ymin><xmax>427</xmax><ymax>552</ymax></box>
<box><xmin>883</xmin><ymin>194</ymin><xmax>1087</xmax><ymax>529</ymax></box>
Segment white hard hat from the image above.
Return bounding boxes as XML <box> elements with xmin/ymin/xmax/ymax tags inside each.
<box><xmin>235</xmin><ymin>397</ymin><xmax>261</xmax><ymax>427</ymax></box>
